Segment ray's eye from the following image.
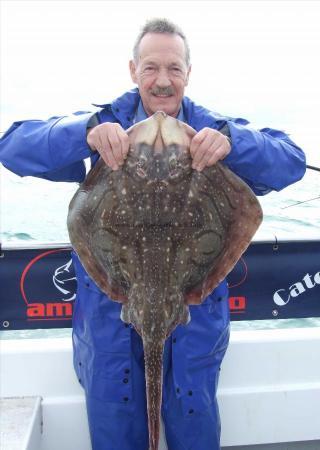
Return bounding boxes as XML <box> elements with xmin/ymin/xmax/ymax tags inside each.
<box><xmin>136</xmin><ymin>152</ymin><xmax>148</xmax><ymax>178</ymax></box>
<box><xmin>169</xmin><ymin>157</ymin><xmax>177</xmax><ymax>170</ymax></box>
<box><xmin>137</xmin><ymin>143</ymin><xmax>152</xmax><ymax>167</ymax></box>
<box><xmin>137</xmin><ymin>156</ymin><xmax>148</xmax><ymax>169</ymax></box>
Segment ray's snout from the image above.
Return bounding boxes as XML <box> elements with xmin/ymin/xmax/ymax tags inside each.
<box><xmin>153</xmin><ymin>110</ymin><xmax>167</xmax><ymax>120</ymax></box>
<box><xmin>126</xmin><ymin>112</ymin><xmax>195</xmax><ymax>182</ymax></box>
<box><xmin>129</xmin><ymin>111</ymin><xmax>193</xmax><ymax>150</ymax></box>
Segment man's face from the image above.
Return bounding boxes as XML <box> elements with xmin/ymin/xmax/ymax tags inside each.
<box><xmin>129</xmin><ymin>33</ymin><xmax>191</xmax><ymax>117</ymax></box>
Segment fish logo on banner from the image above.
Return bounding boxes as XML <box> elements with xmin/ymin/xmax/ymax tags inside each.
<box><xmin>52</xmin><ymin>259</ymin><xmax>76</xmax><ymax>302</ymax></box>
<box><xmin>20</xmin><ymin>249</ymin><xmax>77</xmax><ymax>321</ymax></box>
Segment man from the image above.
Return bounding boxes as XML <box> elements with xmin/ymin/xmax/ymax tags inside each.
<box><xmin>0</xmin><ymin>18</ymin><xmax>306</xmax><ymax>450</ymax></box>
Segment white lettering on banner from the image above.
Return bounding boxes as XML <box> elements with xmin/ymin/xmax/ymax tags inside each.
<box><xmin>273</xmin><ymin>271</ymin><xmax>320</xmax><ymax>306</ymax></box>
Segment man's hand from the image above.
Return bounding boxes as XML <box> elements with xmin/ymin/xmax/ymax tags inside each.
<box><xmin>87</xmin><ymin>122</ymin><xmax>130</xmax><ymax>170</ymax></box>
<box><xmin>190</xmin><ymin>128</ymin><xmax>231</xmax><ymax>171</ymax></box>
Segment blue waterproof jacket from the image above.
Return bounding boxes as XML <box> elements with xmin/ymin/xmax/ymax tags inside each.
<box><xmin>0</xmin><ymin>88</ymin><xmax>306</xmax><ymax>450</ymax></box>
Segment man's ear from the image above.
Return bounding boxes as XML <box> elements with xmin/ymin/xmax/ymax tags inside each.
<box><xmin>129</xmin><ymin>60</ymin><xmax>138</xmax><ymax>84</ymax></box>
<box><xmin>185</xmin><ymin>64</ymin><xmax>192</xmax><ymax>87</ymax></box>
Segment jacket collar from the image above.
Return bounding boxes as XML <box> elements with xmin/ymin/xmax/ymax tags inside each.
<box><xmin>92</xmin><ymin>88</ymin><xmax>140</xmax><ymax>129</ymax></box>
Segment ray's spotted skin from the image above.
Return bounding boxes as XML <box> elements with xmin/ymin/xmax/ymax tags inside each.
<box><xmin>67</xmin><ymin>111</ymin><xmax>263</xmax><ymax>450</ymax></box>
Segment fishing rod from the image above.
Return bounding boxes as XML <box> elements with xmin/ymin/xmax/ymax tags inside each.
<box><xmin>281</xmin><ymin>164</ymin><xmax>320</xmax><ymax>209</ymax></box>
<box><xmin>307</xmin><ymin>164</ymin><xmax>320</xmax><ymax>172</ymax></box>
<box><xmin>282</xmin><ymin>195</ymin><xmax>320</xmax><ymax>209</ymax></box>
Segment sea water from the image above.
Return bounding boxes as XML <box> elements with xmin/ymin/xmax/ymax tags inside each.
<box><xmin>1</xmin><ymin>151</ymin><xmax>320</xmax><ymax>340</ymax></box>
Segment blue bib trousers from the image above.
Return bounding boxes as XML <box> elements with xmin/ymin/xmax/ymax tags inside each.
<box><xmin>73</xmin><ymin>252</ymin><xmax>230</xmax><ymax>450</ymax></box>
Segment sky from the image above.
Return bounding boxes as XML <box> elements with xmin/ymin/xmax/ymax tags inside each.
<box><xmin>1</xmin><ymin>0</ymin><xmax>320</xmax><ymax>165</ymax></box>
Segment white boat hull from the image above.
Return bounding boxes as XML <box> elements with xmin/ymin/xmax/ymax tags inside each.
<box><xmin>1</xmin><ymin>327</ymin><xmax>320</xmax><ymax>449</ymax></box>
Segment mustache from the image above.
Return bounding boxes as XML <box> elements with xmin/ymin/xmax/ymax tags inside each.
<box><xmin>150</xmin><ymin>86</ymin><xmax>174</xmax><ymax>96</ymax></box>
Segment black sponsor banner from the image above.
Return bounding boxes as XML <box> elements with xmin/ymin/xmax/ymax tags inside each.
<box><xmin>228</xmin><ymin>240</ymin><xmax>320</xmax><ymax>320</ymax></box>
<box><xmin>0</xmin><ymin>240</ymin><xmax>319</xmax><ymax>330</ymax></box>
<box><xmin>0</xmin><ymin>247</ymin><xmax>76</xmax><ymax>330</ymax></box>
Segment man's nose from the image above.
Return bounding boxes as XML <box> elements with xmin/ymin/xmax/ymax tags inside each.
<box><xmin>155</xmin><ymin>69</ymin><xmax>171</xmax><ymax>87</ymax></box>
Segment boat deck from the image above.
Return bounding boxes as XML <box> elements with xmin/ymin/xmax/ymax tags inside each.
<box><xmin>1</xmin><ymin>327</ymin><xmax>320</xmax><ymax>449</ymax></box>
<box><xmin>0</xmin><ymin>397</ymin><xmax>41</xmax><ymax>450</ymax></box>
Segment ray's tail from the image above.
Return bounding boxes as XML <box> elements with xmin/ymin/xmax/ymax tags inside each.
<box><xmin>143</xmin><ymin>338</ymin><xmax>165</xmax><ymax>450</ymax></box>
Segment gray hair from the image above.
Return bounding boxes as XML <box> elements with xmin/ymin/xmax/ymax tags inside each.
<box><xmin>133</xmin><ymin>18</ymin><xmax>191</xmax><ymax>66</ymax></box>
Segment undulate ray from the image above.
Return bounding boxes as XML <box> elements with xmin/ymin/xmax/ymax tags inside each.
<box><xmin>67</xmin><ymin>111</ymin><xmax>263</xmax><ymax>450</ymax></box>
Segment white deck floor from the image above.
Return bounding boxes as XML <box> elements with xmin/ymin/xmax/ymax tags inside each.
<box><xmin>0</xmin><ymin>397</ymin><xmax>41</xmax><ymax>450</ymax></box>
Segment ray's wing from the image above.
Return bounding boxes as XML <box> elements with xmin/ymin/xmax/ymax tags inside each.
<box><xmin>184</xmin><ymin>162</ymin><xmax>263</xmax><ymax>305</ymax></box>
<box><xmin>67</xmin><ymin>158</ymin><xmax>129</xmax><ymax>302</ymax></box>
